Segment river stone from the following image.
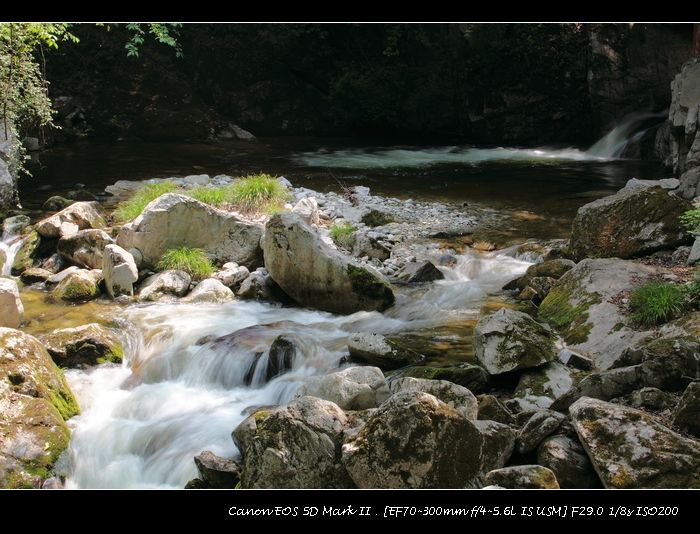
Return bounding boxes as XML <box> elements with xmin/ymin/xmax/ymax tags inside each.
<box><xmin>40</xmin><ymin>323</ymin><xmax>123</xmax><ymax>367</ymax></box>
<box><xmin>624</xmin><ymin>387</ymin><xmax>677</xmax><ymax>411</ymax></box>
<box><xmin>473</xmin><ymin>420</ymin><xmax>516</xmax><ymax>473</ymax></box>
<box><xmin>538</xmin><ymin>258</ymin><xmax>657</xmax><ymax>370</ymax></box>
<box><xmin>57</xmin><ymin>229</ymin><xmax>114</xmax><ymax>269</ymax></box>
<box><xmin>341</xmin><ymin>392</ymin><xmax>483</xmax><ymax>488</ymax></box>
<box><xmin>347</xmin><ymin>333</ymin><xmax>423</xmax><ymax>370</ymax></box>
<box><xmin>262</xmin><ymin>213</ymin><xmax>394</xmax><ymax>314</ymax></box>
<box><xmin>504</xmin><ymin>259</ymin><xmax>575</xmax><ymax>291</ymax></box>
<box><xmin>389</xmin><ymin>377</ymin><xmax>478</xmax><ymax>420</ymax></box>
<box><xmin>214</xmin><ymin>264</ymin><xmax>249</xmax><ymax>288</ymax></box>
<box><xmin>20</xmin><ymin>268</ymin><xmax>53</xmax><ymax>285</ymax></box>
<box><xmin>570</xmin><ymin>397</ymin><xmax>700</xmax><ymax>488</ymax></box>
<box><xmin>11</xmin><ymin>230</ymin><xmax>41</xmax><ymax>275</ymax></box>
<box><xmin>182</xmin><ymin>278</ymin><xmax>234</xmax><ymax>303</ymax></box>
<box><xmin>41</xmin><ymin>253</ymin><xmax>67</xmax><ymax>274</ymax></box>
<box><xmin>516</xmin><ymin>410</ymin><xmax>565</xmax><ymax>454</ymax></box>
<box><xmin>484</xmin><ymin>465</ymin><xmax>559</xmax><ymax>489</ymax></box>
<box><xmin>0</xmin><ymin>278</ymin><xmax>23</xmax><ymax>329</ymax></box>
<box><xmin>42</xmin><ymin>196</ymin><xmax>73</xmax><ymax>211</ymax></box>
<box><xmin>536</xmin><ymin>435</ymin><xmax>600</xmax><ymax>489</ymax></box>
<box><xmin>477</xmin><ymin>395</ymin><xmax>515</xmax><ymax>425</ymax></box>
<box><xmin>117</xmin><ymin>193</ymin><xmax>263</xmax><ymax>269</ymax></box>
<box><xmin>52</xmin><ymin>269</ymin><xmax>101</xmax><ymax>301</ymax></box>
<box><xmin>3</xmin><ymin>215</ymin><xmax>30</xmax><ymax>236</ymax></box>
<box><xmin>292</xmin><ymin>197</ymin><xmax>320</xmax><ymax>225</ymax></box>
<box><xmin>35</xmin><ymin>201</ymin><xmax>106</xmax><ymax>239</ymax></box>
<box><xmin>0</xmin><ymin>328</ymin><xmax>79</xmax><ymax>488</ymax></box>
<box><xmin>138</xmin><ymin>270</ymin><xmax>191</xmax><ymax>301</ymax></box>
<box><xmin>570</xmin><ymin>185</ymin><xmax>692</xmax><ymax>260</ymax></box>
<box><xmin>551</xmin><ymin>366</ymin><xmax>644</xmax><ymax>411</ymax></box>
<box><xmin>194</xmin><ymin>451</ymin><xmax>241</xmax><ymax>488</ymax></box>
<box><xmin>295</xmin><ymin>366</ymin><xmax>390</xmax><ymax>410</ymax></box>
<box><xmin>399</xmin><ymin>364</ymin><xmax>489</xmax><ymax>393</ymax></box>
<box><xmin>672</xmin><ymin>382</ymin><xmax>700</xmax><ymax>437</ymax></box>
<box><xmin>265</xmin><ymin>335</ymin><xmax>301</xmax><ymax>380</ymax></box>
<box><xmin>102</xmin><ymin>244</ymin><xmax>138</xmax><ymax>298</ymax></box>
<box><xmin>394</xmin><ymin>260</ymin><xmax>444</xmax><ymax>283</ymax></box>
<box><xmin>514</xmin><ymin>362</ymin><xmax>575</xmax><ymax>411</ymax></box>
<box><xmin>233</xmin><ymin>396</ymin><xmax>354</xmax><ymax>488</ymax></box>
<box><xmin>557</xmin><ymin>348</ymin><xmax>594</xmax><ymax>370</ymax></box>
<box><xmin>473</xmin><ymin>308</ymin><xmax>556</xmax><ymax>375</ymax></box>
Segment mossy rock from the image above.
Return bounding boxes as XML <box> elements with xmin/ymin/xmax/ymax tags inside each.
<box><xmin>361</xmin><ymin>209</ymin><xmax>395</xmax><ymax>227</ymax></box>
<box><xmin>41</xmin><ymin>323</ymin><xmax>124</xmax><ymax>367</ymax></box>
<box><xmin>397</xmin><ymin>364</ymin><xmax>489</xmax><ymax>393</ymax></box>
<box><xmin>11</xmin><ymin>231</ymin><xmax>41</xmax><ymax>275</ymax></box>
<box><xmin>52</xmin><ymin>270</ymin><xmax>100</xmax><ymax>301</ymax></box>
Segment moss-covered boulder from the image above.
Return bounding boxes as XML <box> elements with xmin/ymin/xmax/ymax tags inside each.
<box><xmin>52</xmin><ymin>269</ymin><xmax>101</xmax><ymax>301</ymax></box>
<box><xmin>40</xmin><ymin>323</ymin><xmax>124</xmax><ymax>367</ymax></box>
<box><xmin>473</xmin><ymin>308</ymin><xmax>556</xmax><ymax>375</ymax></box>
<box><xmin>484</xmin><ymin>465</ymin><xmax>560</xmax><ymax>489</ymax></box>
<box><xmin>570</xmin><ymin>184</ymin><xmax>692</xmax><ymax>260</ymax></box>
<box><xmin>570</xmin><ymin>397</ymin><xmax>700</xmax><ymax>488</ymax></box>
<box><xmin>539</xmin><ymin>258</ymin><xmax>656</xmax><ymax>369</ymax></box>
<box><xmin>0</xmin><ymin>328</ymin><xmax>79</xmax><ymax>488</ymax></box>
<box><xmin>504</xmin><ymin>258</ymin><xmax>575</xmax><ymax>291</ymax></box>
<box><xmin>389</xmin><ymin>377</ymin><xmax>478</xmax><ymax>420</ymax></box>
<box><xmin>262</xmin><ymin>213</ymin><xmax>394</xmax><ymax>314</ymax></box>
<box><xmin>516</xmin><ymin>410</ymin><xmax>565</xmax><ymax>454</ymax></box>
<box><xmin>347</xmin><ymin>333</ymin><xmax>423</xmax><ymax>370</ymax></box>
<box><xmin>398</xmin><ymin>364</ymin><xmax>489</xmax><ymax>393</ymax></box>
<box><xmin>295</xmin><ymin>366</ymin><xmax>390</xmax><ymax>410</ymax></box>
<box><xmin>11</xmin><ymin>230</ymin><xmax>41</xmax><ymax>275</ymax></box>
<box><xmin>57</xmin><ymin>229</ymin><xmax>114</xmax><ymax>269</ymax></box>
<box><xmin>672</xmin><ymin>382</ymin><xmax>700</xmax><ymax>437</ymax></box>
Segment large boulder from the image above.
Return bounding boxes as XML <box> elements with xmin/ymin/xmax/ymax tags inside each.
<box><xmin>102</xmin><ymin>244</ymin><xmax>138</xmax><ymax>298</ymax></box>
<box><xmin>0</xmin><ymin>278</ymin><xmax>23</xmax><ymax>328</ymax></box>
<box><xmin>117</xmin><ymin>193</ymin><xmax>263</xmax><ymax>269</ymax></box>
<box><xmin>473</xmin><ymin>308</ymin><xmax>556</xmax><ymax>375</ymax></box>
<box><xmin>538</xmin><ymin>258</ymin><xmax>656</xmax><ymax>369</ymax></box>
<box><xmin>570</xmin><ymin>397</ymin><xmax>700</xmax><ymax>488</ymax></box>
<box><xmin>35</xmin><ymin>201</ymin><xmax>106</xmax><ymax>239</ymax></box>
<box><xmin>40</xmin><ymin>323</ymin><xmax>124</xmax><ymax>367</ymax></box>
<box><xmin>262</xmin><ymin>213</ymin><xmax>394</xmax><ymax>314</ymax></box>
<box><xmin>57</xmin><ymin>229</ymin><xmax>114</xmax><ymax>269</ymax></box>
<box><xmin>389</xmin><ymin>377</ymin><xmax>478</xmax><ymax>420</ymax></box>
<box><xmin>0</xmin><ymin>328</ymin><xmax>79</xmax><ymax>488</ymax></box>
<box><xmin>570</xmin><ymin>184</ymin><xmax>691</xmax><ymax>260</ymax></box>
<box><xmin>232</xmin><ymin>396</ymin><xmax>354</xmax><ymax>488</ymax></box>
<box><xmin>295</xmin><ymin>366</ymin><xmax>390</xmax><ymax>410</ymax></box>
<box><xmin>137</xmin><ymin>270</ymin><xmax>191</xmax><ymax>301</ymax></box>
<box><xmin>347</xmin><ymin>333</ymin><xmax>423</xmax><ymax>370</ymax></box>
<box><xmin>537</xmin><ymin>435</ymin><xmax>601</xmax><ymax>489</ymax></box>
<box><xmin>52</xmin><ymin>269</ymin><xmax>101</xmax><ymax>301</ymax></box>
<box><xmin>672</xmin><ymin>382</ymin><xmax>700</xmax><ymax>437</ymax></box>
<box><xmin>341</xmin><ymin>392</ymin><xmax>484</xmax><ymax>488</ymax></box>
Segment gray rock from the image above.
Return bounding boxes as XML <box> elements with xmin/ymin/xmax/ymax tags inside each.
<box><xmin>138</xmin><ymin>270</ymin><xmax>191</xmax><ymax>301</ymax></box>
<box><xmin>504</xmin><ymin>259</ymin><xmax>575</xmax><ymax>291</ymax></box>
<box><xmin>399</xmin><ymin>364</ymin><xmax>489</xmax><ymax>393</ymax></box>
<box><xmin>52</xmin><ymin>269</ymin><xmax>101</xmax><ymax>301</ymax></box>
<box><xmin>214</xmin><ymin>265</ymin><xmax>249</xmax><ymax>288</ymax></box>
<box><xmin>342</xmin><ymin>392</ymin><xmax>483</xmax><ymax>488</ymax></box>
<box><xmin>570</xmin><ymin>185</ymin><xmax>692</xmax><ymax>260</ymax></box>
<box><xmin>516</xmin><ymin>410</ymin><xmax>565</xmax><ymax>454</ymax></box>
<box><xmin>102</xmin><ymin>244</ymin><xmax>138</xmax><ymax>298</ymax></box>
<box><xmin>557</xmin><ymin>348</ymin><xmax>594</xmax><ymax>370</ymax></box>
<box><xmin>0</xmin><ymin>157</ymin><xmax>15</xmax><ymax>213</ymax></box>
<box><xmin>292</xmin><ymin>197</ymin><xmax>320</xmax><ymax>225</ymax></box>
<box><xmin>194</xmin><ymin>451</ymin><xmax>241</xmax><ymax>488</ymax></box>
<box><xmin>688</xmin><ymin>238</ymin><xmax>700</xmax><ymax>265</ymax></box>
<box><xmin>352</xmin><ymin>232</ymin><xmax>391</xmax><ymax>260</ymax></box>
<box><xmin>537</xmin><ymin>435</ymin><xmax>600</xmax><ymax>489</ymax></box>
<box><xmin>262</xmin><ymin>213</ymin><xmax>394</xmax><ymax>314</ymax></box>
<box><xmin>672</xmin><ymin>381</ymin><xmax>700</xmax><ymax>437</ymax></box>
<box><xmin>394</xmin><ymin>260</ymin><xmax>444</xmax><ymax>283</ymax></box>
<box><xmin>623</xmin><ymin>178</ymin><xmax>679</xmax><ymax>190</ymax></box>
<box><xmin>35</xmin><ymin>201</ymin><xmax>106</xmax><ymax>239</ymax></box>
<box><xmin>57</xmin><ymin>229</ymin><xmax>114</xmax><ymax>269</ymax></box>
<box><xmin>40</xmin><ymin>323</ymin><xmax>123</xmax><ymax>367</ymax></box>
<box><xmin>2</xmin><ymin>215</ymin><xmax>30</xmax><ymax>236</ymax></box>
<box><xmin>679</xmin><ymin>167</ymin><xmax>700</xmax><ymax>199</ymax></box>
<box><xmin>117</xmin><ymin>193</ymin><xmax>263</xmax><ymax>269</ymax></box>
<box><xmin>514</xmin><ymin>362</ymin><xmax>575</xmax><ymax>411</ymax></box>
<box><xmin>625</xmin><ymin>387</ymin><xmax>676</xmax><ymax>411</ymax></box>
<box><xmin>233</xmin><ymin>396</ymin><xmax>354</xmax><ymax>488</ymax></box>
<box><xmin>484</xmin><ymin>465</ymin><xmax>559</xmax><ymax>489</ymax></box>
<box><xmin>389</xmin><ymin>377</ymin><xmax>478</xmax><ymax>420</ymax></box>
<box><xmin>551</xmin><ymin>366</ymin><xmax>643</xmax><ymax>411</ymax></box>
<box><xmin>265</xmin><ymin>335</ymin><xmax>302</xmax><ymax>380</ymax></box>
<box><xmin>474</xmin><ymin>308</ymin><xmax>556</xmax><ymax>375</ymax></box>
<box><xmin>20</xmin><ymin>268</ymin><xmax>53</xmax><ymax>285</ymax></box>
<box><xmin>473</xmin><ymin>420</ymin><xmax>516</xmax><ymax>473</ymax></box>
<box><xmin>182</xmin><ymin>278</ymin><xmax>235</xmax><ymax>303</ymax></box>
<box><xmin>347</xmin><ymin>333</ymin><xmax>423</xmax><ymax>370</ymax></box>
<box><xmin>41</xmin><ymin>253</ymin><xmax>67</xmax><ymax>274</ymax></box>
<box><xmin>0</xmin><ymin>278</ymin><xmax>23</xmax><ymax>328</ymax></box>
<box><xmin>236</xmin><ymin>268</ymin><xmax>281</xmax><ymax>301</ymax></box>
<box><xmin>477</xmin><ymin>395</ymin><xmax>515</xmax><ymax>425</ymax></box>
<box><xmin>570</xmin><ymin>397</ymin><xmax>700</xmax><ymax>488</ymax></box>
<box><xmin>296</xmin><ymin>366</ymin><xmax>389</xmax><ymax>410</ymax></box>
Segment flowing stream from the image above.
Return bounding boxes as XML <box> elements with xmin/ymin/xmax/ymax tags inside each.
<box><xmin>64</xmin><ymin>249</ymin><xmax>531</xmax><ymax>488</ymax></box>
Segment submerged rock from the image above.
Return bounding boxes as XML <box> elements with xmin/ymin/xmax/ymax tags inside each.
<box><xmin>295</xmin><ymin>366</ymin><xmax>390</xmax><ymax>410</ymax></box>
<box><xmin>262</xmin><ymin>213</ymin><xmax>394</xmax><ymax>314</ymax></box>
<box><xmin>473</xmin><ymin>308</ymin><xmax>556</xmax><ymax>375</ymax></box>
<box><xmin>35</xmin><ymin>201</ymin><xmax>106</xmax><ymax>239</ymax></box>
<box><xmin>102</xmin><ymin>244</ymin><xmax>139</xmax><ymax>298</ymax></box>
<box><xmin>0</xmin><ymin>278</ymin><xmax>23</xmax><ymax>329</ymax></box>
<box><xmin>117</xmin><ymin>193</ymin><xmax>263</xmax><ymax>269</ymax></box>
<box><xmin>40</xmin><ymin>323</ymin><xmax>123</xmax><ymax>367</ymax></box>
<box><xmin>393</xmin><ymin>260</ymin><xmax>444</xmax><ymax>283</ymax></box>
<box><xmin>570</xmin><ymin>397</ymin><xmax>700</xmax><ymax>488</ymax></box>
<box><xmin>347</xmin><ymin>333</ymin><xmax>423</xmax><ymax>370</ymax></box>
<box><xmin>138</xmin><ymin>270</ymin><xmax>191</xmax><ymax>301</ymax></box>
<box><xmin>484</xmin><ymin>465</ymin><xmax>559</xmax><ymax>489</ymax></box>
<box><xmin>0</xmin><ymin>328</ymin><xmax>79</xmax><ymax>488</ymax></box>
<box><xmin>57</xmin><ymin>229</ymin><xmax>114</xmax><ymax>269</ymax></box>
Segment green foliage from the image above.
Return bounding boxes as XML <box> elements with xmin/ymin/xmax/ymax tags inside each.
<box><xmin>630</xmin><ymin>282</ymin><xmax>686</xmax><ymax>327</ymax></box>
<box><xmin>157</xmin><ymin>247</ymin><xmax>214</xmax><ymax>279</ymax></box>
<box><xmin>681</xmin><ymin>208</ymin><xmax>700</xmax><ymax>235</ymax></box>
<box><xmin>112</xmin><ymin>181</ymin><xmax>178</xmax><ymax>222</ymax></box>
<box><xmin>186</xmin><ymin>185</ymin><xmax>230</xmax><ymax>207</ymax></box>
<box><xmin>125</xmin><ymin>23</ymin><xmax>183</xmax><ymax>58</ymax></box>
<box><xmin>330</xmin><ymin>222</ymin><xmax>357</xmax><ymax>249</ymax></box>
<box><xmin>228</xmin><ymin>173</ymin><xmax>287</xmax><ymax>213</ymax></box>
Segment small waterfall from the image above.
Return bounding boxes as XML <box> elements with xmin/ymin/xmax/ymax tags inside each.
<box><xmin>586</xmin><ymin>110</ymin><xmax>667</xmax><ymax>159</ymax></box>
<box><xmin>0</xmin><ymin>226</ymin><xmax>26</xmax><ymax>277</ymax></box>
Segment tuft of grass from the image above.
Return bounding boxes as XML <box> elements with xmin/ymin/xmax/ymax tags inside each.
<box><xmin>113</xmin><ymin>182</ymin><xmax>179</xmax><ymax>222</ymax></box>
<box><xmin>157</xmin><ymin>247</ymin><xmax>215</xmax><ymax>280</ymax></box>
<box><xmin>186</xmin><ymin>185</ymin><xmax>230</xmax><ymax>207</ymax></box>
<box><xmin>681</xmin><ymin>208</ymin><xmax>700</xmax><ymax>235</ymax></box>
<box><xmin>330</xmin><ymin>222</ymin><xmax>357</xmax><ymax>249</ymax></box>
<box><xmin>630</xmin><ymin>282</ymin><xmax>686</xmax><ymax>327</ymax></box>
<box><xmin>228</xmin><ymin>173</ymin><xmax>288</xmax><ymax>213</ymax></box>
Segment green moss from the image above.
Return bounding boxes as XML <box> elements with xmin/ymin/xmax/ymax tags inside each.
<box><xmin>113</xmin><ymin>181</ymin><xmax>180</xmax><ymax>222</ymax></box>
<box><xmin>54</xmin><ymin>275</ymin><xmax>99</xmax><ymax>301</ymax></box>
<box><xmin>157</xmin><ymin>247</ymin><xmax>215</xmax><ymax>280</ymax></box>
<box><xmin>95</xmin><ymin>341</ymin><xmax>124</xmax><ymax>364</ymax></box>
<box><xmin>347</xmin><ymin>263</ymin><xmax>394</xmax><ymax>308</ymax></box>
<box><xmin>539</xmin><ymin>284</ymin><xmax>599</xmax><ymax>345</ymax></box>
<box><xmin>253</xmin><ymin>410</ymin><xmax>271</xmax><ymax>421</ymax></box>
<box><xmin>11</xmin><ymin>231</ymin><xmax>41</xmax><ymax>275</ymax></box>
<box><xmin>329</xmin><ymin>222</ymin><xmax>357</xmax><ymax>249</ymax></box>
<box><xmin>47</xmin><ymin>387</ymin><xmax>80</xmax><ymax>421</ymax></box>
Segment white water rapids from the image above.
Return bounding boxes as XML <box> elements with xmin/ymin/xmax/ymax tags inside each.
<box><xmin>0</xmin><ymin>227</ymin><xmax>26</xmax><ymax>277</ymax></box>
<box><xmin>65</xmin><ymin>248</ymin><xmax>532</xmax><ymax>488</ymax></box>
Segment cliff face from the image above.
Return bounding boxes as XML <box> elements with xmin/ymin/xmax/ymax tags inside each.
<box><xmin>43</xmin><ymin>23</ymin><xmax>693</xmax><ymax>146</ymax></box>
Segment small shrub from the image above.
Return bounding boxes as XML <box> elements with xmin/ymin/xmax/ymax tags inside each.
<box><xmin>681</xmin><ymin>208</ymin><xmax>700</xmax><ymax>235</ymax></box>
<box><xmin>630</xmin><ymin>282</ymin><xmax>686</xmax><ymax>327</ymax></box>
<box><xmin>228</xmin><ymin>173</ymin><xmax>287</xmax><ymax>213</ymax></box>
<box><xmin>186</xmin><ymin>185</ymin><xmax>230</xmax><ymax>207</ymax></box>
<box><xmin>330</xmin><ymin>222</ymin><xmax>357</xmax><ymax>249</ymax></box>
<box><xmin>157</xmin><ymin>247</ymin><xmax>214</xmax><ymax>279</ymax></box>
<box><xmin>113</xmin><ymin>182</ymin><xmax>179</xmax><ymax>222</ymax></box>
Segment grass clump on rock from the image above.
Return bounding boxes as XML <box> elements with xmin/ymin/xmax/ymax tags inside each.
<box><xmin>228</xmin><ymin>173</ymin><xmax>288</xmax><ymax>213</ymax></box>
<box><xmin>186</xmin><ymin>185</ymin><xmax>230</xmax><ymax>207</ymax></box>
<box><xmin>157</xmin><ymin>247</ymin><xmax>215</xmax><ymax>280</ymax></box>
<box><xmin>630</xmin><ymin>282</ymin><xmax>686</xmax><ymax>327</ymax></box>
<box><xmin>330</xmin><ymin>222</ymin><xmax>357</xmax><ymax>249</ymax></box>
<box><xmin>113</xmin><ymin>182</ymin><xmax>179</xmax><ymax>222</ymax></box>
